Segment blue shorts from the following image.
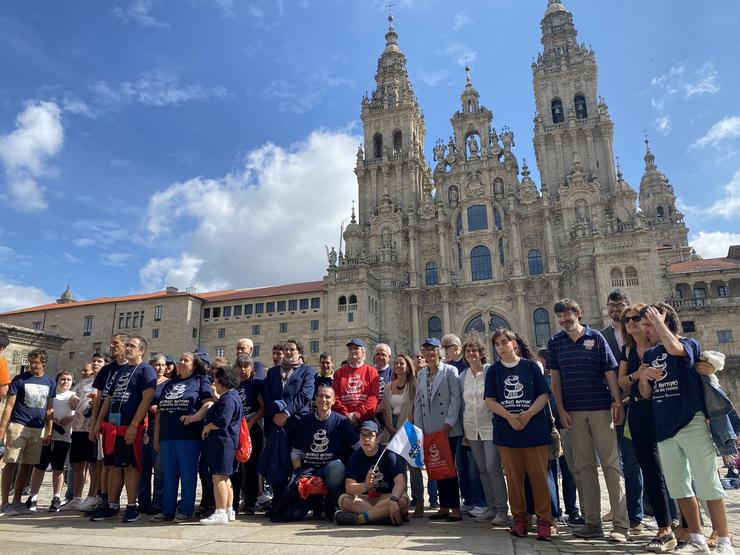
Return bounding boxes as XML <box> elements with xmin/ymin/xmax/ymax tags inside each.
<box><xmin>204</xmin><ymin>435</ymin><xmax>238</xmax><ymax>476</ymax></box>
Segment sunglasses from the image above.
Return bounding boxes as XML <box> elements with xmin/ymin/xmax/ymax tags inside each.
<box><xmin>622</xmin><ymin>315</ymin><xmax>642</xmax><ymax>323</ymax></box>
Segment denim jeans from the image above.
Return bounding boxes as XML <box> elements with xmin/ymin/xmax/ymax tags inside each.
<box><xmin>468</xmin><ymin>439</ymin><xmax>508</xmax><ymax>513</ymax></box>
<box><xmin>455</xmin><ymin>441</ymin><xmax>485</xmax><ymax>507</ymax></box>
<box><xmin>617</xmin><ymin>422</ymin><xmax>644</xmax><ymax>524</ymax></box>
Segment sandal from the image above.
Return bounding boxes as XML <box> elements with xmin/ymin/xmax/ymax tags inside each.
<box><xmin>646</xmin><ymin>533</ymin><xmax>678</xmax><ymax>553</ymax></box>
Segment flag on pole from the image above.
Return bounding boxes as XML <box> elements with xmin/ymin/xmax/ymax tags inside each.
<box><xmin>386</xmin><ymin>419</ymin><xmax>424</xmax><ymax>467</ymax></box>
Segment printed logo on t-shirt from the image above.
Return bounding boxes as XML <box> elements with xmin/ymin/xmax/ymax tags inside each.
<box><xmin>650</xmin><ymin>353</ymin><xmax>669</xmax><ymax>382</ymax></box>
<box><xmin>310</xmin><ymin>429</ymin><xmax>330</xmax><ymax>453</ymax></box>
<box><xmin>650</xmin><ymin>353</ymin><xmax>678</xmax><ymax>402</ymax></box>
<box><xmin>504</xmin><ymin>375</ymin><xmax>524</xmax><ymax>399</ymax></box>
<box><xmin>113</xmin><ymin>370</ymin><xmax>134</xmax><ymax>400</ymax></box>
<box><xmin>23</xmin><ymin>383</ymin><xmax>50</xmax><ymax>409</ymax></box>
<box><xmin>372</xmin><ymin>469</ymin><xmax>385</xmax><ymax>487</ymax></box>
<box><xmin>238</xmin><ymin>388</ymin><xmax>247</xmax><ymax>405</ymax></box>
<box><xmin>583</xmin><ymin>339</ymin><xmax>595</xmax><ymax>350</ymax></box>
<box><xmin>164</xmin><ymin>383</ymin><xmax>187</xmax><ymax>400</ymax></box>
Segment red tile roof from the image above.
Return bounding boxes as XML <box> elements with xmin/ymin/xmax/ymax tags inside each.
<box><xmin>669</xmin><ymin>257</ymin><xmax>740</xmax><ymax>273</ymax></box>
<box><xmin>0</xmin><ymin>280</ymin><xmax>325</xmax><ymax>316</ymax></box>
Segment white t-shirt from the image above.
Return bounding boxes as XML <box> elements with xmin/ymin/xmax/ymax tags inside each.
<box><xmin>52</xmin><ymin>390</ymin><xmax>76</xmax><ymax>442</ymax></box>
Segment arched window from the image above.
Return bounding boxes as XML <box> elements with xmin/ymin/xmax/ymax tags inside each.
<box><xmin>464</xmin><ymin>313</ymin><xmax>511</xmax><ymax>334</ymax></box>
<box><xmin>534</xmin><ymin>308</ymin><xmax>552</xmax><ymax>346</ymax></box>
<box><xmin>373</xmin><ymin>133</ymin><xmax>383</xmax><ymax>159</ymax></box>
<box><xmin>611</xmin><ymin>267</ymin><xmax>625</xmax><ymax>288</ymax></box>
<box><xmin>551</xmin><ymin>98</ymin><xmax>564</xmax><ymax>124</ymax></box>
<box><xmin>349</xmin><ymin>294</ymin><xmax>357</xmax><ymax>305</ymax></box>
<box><xmin>428</xmin><ymin>316</ymin><xmax>442</xmax><ymax>339</ymax></box>
<box><xmin>625</xmin><ymin>266</ymin><xmax>639</xmax><ymax>286</ymax></box>
<box><xmin>448</xmin><ymin>185</ymin><xmax>459</xmax><ymax>206</ymax></box>
<box><xmin>457</xmin><ymin>243</ymin><xmax>463</xmax><ymax>270</ymax></box>
<box><xmin>528</xmin><ymin>249</ymin><xmax>544</xmax><ymax>275</ymax></box>
<box><xmin>656</xmin><ymin>206</ymin><xmax>665</xmax><ymax>221</ymax></box>
<box><xmin>498</xmin><ymin>238</ymin><xmax>505</xmax><ymax>266</ymax></box>
<box><xmin>467</xmin><ymin>205</ymin><xmax>488</xmax><ymax>232</ymax></box>
<box><xmin>455</xmin><ymin>214</ymin><xmax>463</xmax><ymax>236</ymax></box>
<box><xmin>574</xmin><ymin>94</ymin><xmax>588</xmax><ymax>119</ymax></box>
<box><xmin>425</xmin><ymin>262</ymin><xmax>439</xmax><ymax>285</ymax></box>
<box><xmin>393</xmin><ymin>130</ymin><xmax>402</xmax><ymax>154</ymax></box>
<box><xmin>471</xmin><ymin>245</ymin><xmax>492</xmax><ymax>281</ymax></box>
<box><xmin>338</xmin><ymin>296</ymin><xmax>347</xmax><ymax>311</ymax></box>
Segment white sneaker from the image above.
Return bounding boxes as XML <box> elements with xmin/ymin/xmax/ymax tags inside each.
<box><xmin>468</xmin><ymin>506</ymin><xmax>487</xmax><ymax>517</ymax></box>
<box><xmin>200</xmin><ymin>511</ymin><xmax>229</xmax><ymax>526</ymax></box>
<box><xmin>228</xmin><ymin>509</ymin><xmax>236</xmax><ymax>522</ymax></box>
<box><xmin>474</xmin><ymin>509</ymin><xmax>496</xmax><ymax>522</ymax></box>
<box><xmin>674</xmin><ymin>541</ymin><xmax>710</xmax><ymax>554</ymax></box>
<box><xmin>77</xmin><ymin>497</ymin><xmax>98</xmax><ymax>512</ymax></box>
<box><xmin>459</xmin><ymin>503</ymin><xmax>472</xmax><ymax>515</ymax></box>
<box><xmin>491</xmin><ymin>512</ymin><xmax>509</xmax><ymax>527</ymax></box>
<box><xmin>714</xmin><ymin>544</ymin><xmax>736</xmax><ymax>555</ymax></box>
<box><xmin>60</xmin><ymin>498</ymin><xmax>81</xmax><ymax>511</ymax></box>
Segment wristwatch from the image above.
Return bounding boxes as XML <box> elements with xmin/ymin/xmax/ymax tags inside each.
<box><xmin>390</xmin><ymin>495</ymin><xmax>400</xmax><ymax>502</ymax></box>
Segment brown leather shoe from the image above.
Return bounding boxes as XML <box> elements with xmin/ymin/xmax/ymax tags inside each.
<box><xmin>412</xmin><ymin>505</ymin><xmax>425</xmax><ymax>518</ymax></box>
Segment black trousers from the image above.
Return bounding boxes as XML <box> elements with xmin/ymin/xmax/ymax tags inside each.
<box><xmin>437</xmin><ymin>435</ymin><xmax>461</xmax><ymax>510</ymax></box>
<box><xmin>628</xmin><ymin>400</ymin><xmax>672</xmax><ymax>528</ymax></box>
<box><xmin>231</xmin><ymin>424</ymin><xmax>264</xmax><ymax>511</ymax></box>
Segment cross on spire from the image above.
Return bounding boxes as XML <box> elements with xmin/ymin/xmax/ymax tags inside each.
<box><xmin>385</xmin><ymin>1</ymin><xmax>394</xmax><ymax>16</ymax></box>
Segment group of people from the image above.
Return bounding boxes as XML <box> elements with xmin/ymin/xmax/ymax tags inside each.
<box><xmin>0</xmin><ymin>290</ymin><xmax>736</xmax><ymax>554</ymax></box>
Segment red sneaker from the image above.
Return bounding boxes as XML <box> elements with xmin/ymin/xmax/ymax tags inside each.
<box><xmin>537</xmin><ymin>520</ymin><xmax>552</xmax><ymax>541</ymax></box>
<box><xmin>510</xmin><ymin>520</ymin><xmax>528</xmax><ymax>537</ymax></box>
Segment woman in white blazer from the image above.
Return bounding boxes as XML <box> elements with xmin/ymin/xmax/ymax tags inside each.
<box><xmin>414</xmin><ymin>337</ymin><xmax>463</xmax><ymax>521</ymax></box>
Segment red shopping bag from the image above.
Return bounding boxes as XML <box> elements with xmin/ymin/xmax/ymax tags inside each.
<box><xmin>423</xmin><ymin>430</ymin><xmax>457</xmax><ymax>481</ymax></box>
<box><xmin>235</xmin><ymin>418</ymin><xmax>252</xmax><ymax>462</ymax></box>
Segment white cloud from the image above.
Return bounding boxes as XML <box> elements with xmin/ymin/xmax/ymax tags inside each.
<box><xmin>0</xmin><ymin>279</ymin><xmax>54</xmax><ymax>312</ymax></box>
<box><xmin>113</xmin><ymin>0</ymin><xmax>170</xmax><ymax>29</ymax></box>
<box><xmin>707</xmin><ymin>167</ymin><xmax>740</xmax><ymax>219</ymax></box>
<box><xmin>140</xmin><ymin>129</ymin><xmax>360</xmax><ymax>292</ymax></box>
<box><xmin>62</xmin><ymin>252</ymin><xmax>83</xmax><ymax>264</ymax></box>
<box><xmin>441</xmin><ymin>42</ymin><xmax>477</xmax><ymax>67</ymax></box>
<box><xmin>453</xmin><ymin>12</ymin><xmax>472</xmax><ymax>31</ymax></box>
<box><xmin>0</xmin><ymin>100</ymin><xmax>64</xmax><ymax>211</ymax></box>
<box><xmin>692</xmin><ymin>115</ymin><xmax>740</xmax><ymax>149</ymax></box>
<box><xmin>262</xmin><ymin>69</ymin><xmax>353</xmax><ymax>114</ymax></box>
<box><xmin>684</xmin><ymin>62</ymin><xmax>720</xmax><ymax>98</ymax></box>
<box><xmin>416</xmin><ymin>69</ymin><xmax>449</xmax><ymax>87</ymax></box>
<box><xmin>90</xmin><ymin>70</ymin><xmax>228</xmax><ymax>109</ymax></box>
<box><xmin>690</xmin><ymin>231</ymin><xmax>740</xmax><ymax>259</ymax></box>
<box><xmin>103</xmin><ymin>252</ymin><xmax>134</xmax><ymax>267</ymax></box>
<box><xmin>72</xmin><ymin>220</ymin><xmax>134</xmax><ymax>247</ymax></box>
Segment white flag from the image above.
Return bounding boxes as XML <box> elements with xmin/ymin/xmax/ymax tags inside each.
<box><xmin>386</xmin><ymin>419</ymin><xmax>424</xmax><ymax>467</ymax></box>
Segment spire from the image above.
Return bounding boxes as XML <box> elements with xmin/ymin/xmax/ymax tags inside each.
<box><xmin>350</xmin><ymin>201</ymin><xmax>356</xmax><ymax>224</ymax></box>
<box><xmin>459</xmin><ymin>63</ymin><xmax>480</xmax><ymax>113</ymax></box>
<box><xmin>56</xmin><ymin>280</ymin><xmax>76</xmax><ymax>304</ymax></box>
<box><xmin>643</xmin><ymin>132</ymin><xmax>656</xmax><ymax>169</ymax></box>
<box><xmin>384</xmin><ymin>15</ymin><xmax>399</xmax><ymax>54</ymax></box>
<box><xmin>539</xmin><ymin>0</ymin><xmax>578</xmax><ymax>59</ymax></box>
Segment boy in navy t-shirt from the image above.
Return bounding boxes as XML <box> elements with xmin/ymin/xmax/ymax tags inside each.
<box><xmin>334</xmin><ymin>420</ymin><xmax>407</xmax><ymax>526</ymax></box>
<box><xmin>0</xmin><ymin>349</ymin><xmax>55</xmax><ymax>516</ymax></box>
<box><xmin>638</xmin><ymin>303</ymin><xmax>732</xmax><ymax>554</ymax></box>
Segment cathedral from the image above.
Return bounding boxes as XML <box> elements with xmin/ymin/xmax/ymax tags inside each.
<box><xmin>324</xmin><ymin>0</ymin><xmax>691</xmax><ymax>354</ymax></box>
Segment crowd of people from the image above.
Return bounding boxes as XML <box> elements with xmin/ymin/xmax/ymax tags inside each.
<box><xmin>0</xmin><ymin>290</ymin><xmax>737</xmax><ymax>554</ymax></box>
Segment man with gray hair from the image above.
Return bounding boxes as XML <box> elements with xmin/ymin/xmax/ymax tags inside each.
<box><xmin>236</xmin><ymin>338</ymin><xmax>265</xmax><ymax>379</ymax></box>
<box><xmin>441</xmin><ymin>334</ymin><xmax>466</xmax><ymax>373</ymax></box>
<box><xmin>373</xmin><ymin>343</ymin><xmax>393</xmax><ymax>429</ymax></box>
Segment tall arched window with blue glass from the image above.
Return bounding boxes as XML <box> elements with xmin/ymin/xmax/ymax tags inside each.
<box><xmin>425</xmin><ymin>262</ymin><xmax>439</xmax><ymax>285</ymax></box>
<box><xmin>471</xmin><ymin>245</ymin><xmax>492</xmax><ymax>281</ymax></box>
<box><xmin>528</xmin><ymin>249</ymin><xmax>544</xmax><ymax>275</ymax></box>
<box><xmin>428</xmin><ymin>317</ymin><xmax>442</xmax><ymax>340</ymax></box>
<box><xmin>467</xmin><ymin>205</ymin><xmax>488</xmax><ymax>232</ymax></box>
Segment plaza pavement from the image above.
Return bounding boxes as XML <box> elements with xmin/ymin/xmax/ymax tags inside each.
<box><xmin>0</xmin><ymin>469</ymin><xmax>737</xmax><ymax>555</ymax></box>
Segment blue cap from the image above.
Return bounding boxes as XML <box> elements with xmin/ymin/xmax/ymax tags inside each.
<box><xmin>421</xmin><ymin>337</ymin><xmax>442</xmax><ymax>348</ymax></box>
<box><xmin>194</xmin><ymin>348</ymin><xmax>211</xmax><ymax>366</ymax></box>
<box><xmin>346</xmin><ymin>338</ymin><xmax>365</xmax><ymax>348</ymax></box>
<box><xmin>165</xmin><ymin>356</ymin><xmax>175</xmax><ymax>365</ymax></box>
<box><xmin>359</xmin><ymin>420</ymin><xmax>379</xmax><ymax>434</ymax></box>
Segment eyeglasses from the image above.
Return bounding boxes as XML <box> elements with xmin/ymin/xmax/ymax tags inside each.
<box><xmin>622</xmin><ymin>315</ymin><xmax>642</xmax><ymax>323</ymax></box>
<box><xmin>608</xmin><ymin>303</ymin><xmax>626</xmax><ymax>309</ymax></box>
<box><xmin>442</xmin><ymin>344</ymin><xmax>456</xmax><ymax>349</ymax></box>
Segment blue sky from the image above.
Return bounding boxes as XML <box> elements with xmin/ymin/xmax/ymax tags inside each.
<box><xmin>1</xmin><ymin>0</ymin><xmax>739</xmax><ymax>311</ymax></box>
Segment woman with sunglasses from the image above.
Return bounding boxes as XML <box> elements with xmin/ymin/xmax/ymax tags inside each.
<box><xmin>617</xmin><ymin>304</ymin><xmax>676</xmax><ymax>552</ymax></box>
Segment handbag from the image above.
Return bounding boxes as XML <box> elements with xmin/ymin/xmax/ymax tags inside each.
<box><xmin>423</xmin><ymin>429</ymin><xmax>457</xmax><ymax>481</ymax></box>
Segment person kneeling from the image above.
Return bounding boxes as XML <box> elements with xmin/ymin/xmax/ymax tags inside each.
<box><xmin>334</xmin><ymin>421</ymin><xmax>408</xmax><ymax>526</ymax></box>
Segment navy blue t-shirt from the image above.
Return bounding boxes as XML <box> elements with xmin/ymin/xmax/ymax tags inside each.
<box><xmin>621</xmin><ymin>346</ymin><xmax>642</xmax><ymax>401</ymax></box>
<box><xmin>92</xmin><ymin>361</ymin><xmax>127</xmax><ymax>402</ymax></box>
<box><xmin>237</xmin><ymin>377</ymin><xmax>263</xmax><ymax>417</ymax></box>
<box><xmin>158</xmin><ymin>375</ymin><xmax>213</xmax><ymax>441</ymax></box>
<box><xmin>107</xmin><ymin>362</ymin><xmax>157</xmax><ymax>426</ymax></box>
<box><xmin>346</xmin><ymin>445</ymin><xmax>404</xmax><ymax>494</ymax></box>
<box><xmin>253</xmin><ymin>360</ymin><xmax>266</xmax><ymax>380</ymax></box>
<box><xmin>292</xmin><ymin>411</ymin><xmax>358</xmax><ymax>468</ymax></box>
<box><xmin>377</xmin><ymin>366</ymin><xmax>393</xmax><ymax>405</ymax></box>
<box><xmin>547</xmin><ymin>326</ymin><xmax>617</xmax><ymax>412</ymax></box>
<box><xmin>204</xmin><ymin>389</ymin><xmax>243</xmax><ymax>450</ymax></box>
<box><xmin>644</xmin><ymin>338</ymin><xmax>704</xmax><ymax>442</ymax></box>
<box><xmin>485</xmin><ymin>359</ymin><xmax>551</xmax><ymax>448</ymax></box>
<box><xmin>8</xmin><ymin>372</ymin><xmax>56</xmax><ymax>428</ymax></box>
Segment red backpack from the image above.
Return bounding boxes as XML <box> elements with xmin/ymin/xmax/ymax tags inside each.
<box><xmin>235</xmin><ymin>418</ymin><xmax>252</xmax><ymax>462</ymax></box>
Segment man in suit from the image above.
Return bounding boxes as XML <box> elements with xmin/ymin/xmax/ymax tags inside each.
<box><xmin>600</xmin><ymin>290</ymin><xmax>644</xmax><ymax>532</ymax></box>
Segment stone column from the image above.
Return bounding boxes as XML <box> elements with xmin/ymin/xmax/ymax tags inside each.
<box><xmin>407</xmin><ymin>214</ymin><xmax>419</xmax><ymax>287</ymax></box>
<box><xmin>544</xmin><ymin>212</ymin><xmax>558</xmax><ymax>273</ymax></box>
<box><xmin>440</xmin><ymin>286</ymin><xmax>451</xmax><ymax>334</ymax></box>
<box><xmin>585</xmin><ymin>129</ymin><xmax>597</xmax><ymax>177</ymax></box>
<box><xmin>515</xmin><ymin>281</ymin><xmax>527</xmax><ymax>336</ymax></box>
<box><xmin>508</xmin><ymin>197</ymin><xmax>523</xmax><ymax>276</ymax></box>
<box><xmin>437</xmin><ymin>210</ymin><xmax>450</xmax><ymax>284</ymax></box>
<box><xmin>409</xmin><ymin>290</ymin><xmax>420</xmax><ymax>350</ymax></box>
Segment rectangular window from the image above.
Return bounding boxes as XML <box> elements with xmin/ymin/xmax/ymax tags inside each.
<box><xmin>125</xmin><ymin>313</ymin><xmax>132</xmax><ymax>328</ymax></box>
<box><xmin>310</xmin><ymin>340</ymin><xmax>320</xmax><ymax>354</ymax></box>
<box><xmin>717</xmin><ymin>330</ymin><xmax>733</xmax><ymax>343</ymax></box>
<box><xmin>255</xmin><ymin>303</ymin><xmax>264</xmax><ymax>314</ymax></box>
<box><xmin>215</xmin><ymin>347</ymin><xmax>225</xmax><ymax>358</ymax></box>
<box><xmin>277</xmin><ymin>300</ymin><xmax>286</xmax><ymax>312</ymax></box>
<box><xmin>203</xmin><ymin>308</ymin><xmax>211</xmax><ymax>319</ymax></box>
<box><xmin>311</xmin><ymin>297</ymin><xmax>321</xmax><ymax>309</ymax></box>
<box><xmin>83</xmin><ymin>316</ymin><xmax>93</xmax><ymax>336</ymax></box>
<box><xmin>252</xmin><ymin>324</ymin><xmax>260</xmax><ymax>336</ymax></box>
<box><xmin>152</xmin><ymin>328</ymin><xmax>159</xmax><ymax>339</ymax></box>
<box><xmin>32</xmin><ymin>321</ymin><xmax>42</xmax><ymax>330</ymax></box>
<box><xmin>288</xmin><ymin>299</ymin><xmax>297</xmax><ymax>311</ymax></box>
<box><xmin>217</xmin><ymin>328</ymin><xmax>226</xmax><ymax>339</ymax></box>
<box><xmin>718</xmin><ymin>285</ymin><xmax>728</xmax><ymax>297</ymax></box>
<box><xmin>299</xmin><ymin>298</ymin><xmax>309</xmax><ymax>310</ymax></box>
<box><xmin>69</xmin><ymin>351</ymin><xmax>75</xmax><ymax>360</ymax></box>
<box><xmin>154</xmin><ymin>305</ymin><xmax>162</xmax><ymax>321</ymax></box>
<box><xmin>212</xmin><ymin>307</ymin><xmax>221</xmax><ymax>318</ymax></box>
<box><xmin>93</xmin><ymin>342</ymin><xmax>102</xmax><ymax>353</ymax></box>
<box><xmin>266</xmin><ymin>301</ymin><xmax>275</xmax><ymax>313</ymax></box>
<box><xmin>253</xmin><ymin>345</ymin><xmax>260</xmax><ymax>358</ymax></box>
<box><xmin>279</xmin><ymin>322</ymin><xmax>288</xmax><ymax>333</ymax></box>
<box><xmin>132</xmin><ymin>312</ymin><xmax>141</xmax><ymax>328</ymax></box>
<box><xmin>223</xmin><ymin>306</ymin><xmax>232</xmax><ymax>318</ymax></box>
<box><xmin>311</xmin><ymin>319</ymin><xmax>319</xmax><ymax>331</ymax></box>
<box><xmin>244</xmin><ymin>304</ymin><xmax>253</xmax><ymax>315</ymax></box>
<box><xmin>233</xmin><ymin>305</ymin><xmax>242</xmax><ymax>317</ymax></box>
<box><xmin>192</xmin><ymin>327</ymin><xmax>198</xmax><ymax>338</ymax></box>
<box><xmin>467</xmin><ymin>204</ymin><xmax>488</xmax><ymax>231</ymax></box>
<box><xmin>118</xmin><ymin>314</ymin><xmax>124</xmax><ymax>328</ymax></box>
<box><xmin>682</xmin><ymin>320</ymin><xmax>696</xmax><ymax>333</ymax></box>
<box><xmin>348</xmin><ymin>312</ymin><xmax>354</xmax><ymax>322</ymax></box>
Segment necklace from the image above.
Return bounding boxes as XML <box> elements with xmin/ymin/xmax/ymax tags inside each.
<box><xmin>393</xmin><ymin>381</ymin><xmax>406</xmax><ymax>391</ymax></box>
